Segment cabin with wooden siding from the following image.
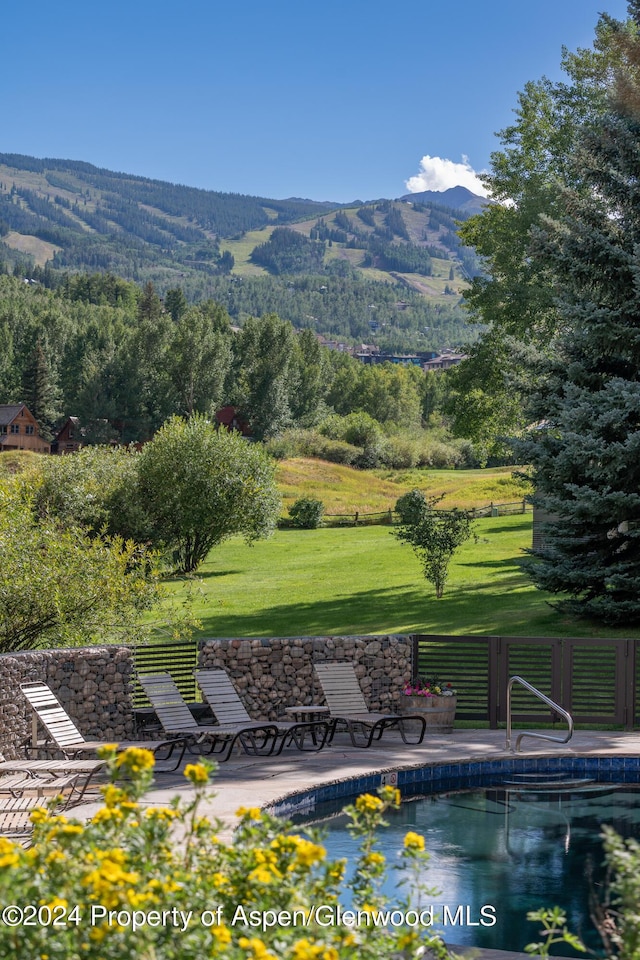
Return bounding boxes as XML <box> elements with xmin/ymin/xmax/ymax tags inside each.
<box><xmin>0</xmin><ymin>404</ymin><xmax>50</xmax><ymax>454</ymax></box>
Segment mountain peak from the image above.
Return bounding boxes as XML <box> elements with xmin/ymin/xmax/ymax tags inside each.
<box><xmin>399</xmin><ymin>184</ymin><xmax>488</xmax><ymax>214</ymax></box>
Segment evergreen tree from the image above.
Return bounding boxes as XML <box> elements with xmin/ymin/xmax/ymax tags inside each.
<box><xmin>457</xmin><ymin>8</ymin><xmax>637</xmax><ymax>449</ymax></box>
<box><xmin>518</xmin><ymin>17</ymin><xmax>640</xmax><ymax>622</ymax></box>
<box><xmin>164</xmin><ymin>287</ymin><xmax>188</xmax><ymax>322</ymax></box>
<box><xmin>20</xmin><ymin>339</ymin><xmax>60</xmax><ymax>439</ymax></box>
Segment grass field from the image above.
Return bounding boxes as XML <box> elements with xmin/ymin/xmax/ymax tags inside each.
<box><xmin>162</xmin><ymin>515</ymin><xmax>640</xmax><ymax>641</ymax></box>
<box><xmin>276</xmin><ymin>460</ymin><xmax>531</xmax><ymax>514</ymax></box>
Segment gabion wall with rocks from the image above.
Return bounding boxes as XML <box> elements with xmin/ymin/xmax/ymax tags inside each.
<box><xmin>0</xmin><ymin>636</ymin><xmax>413</xmax><ymax>757</ymax></box>
<box><xmin>0</xmin><ymin>646</ymin><xmax>135</xmax><ymax>760</ymax></box>
<box><xmin>199</xmin><ymin>635</ymin><xmax>412</xmax><ymax>720</ymax></box>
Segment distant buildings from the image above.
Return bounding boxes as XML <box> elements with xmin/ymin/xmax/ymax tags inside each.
<box><xmin>421</xmin><ymin>349</ymin><xmax>466</xmax><ymax>371</ymax></box>
<box><xmin>314</xmin><ymin>334</ymin><xmax>464</xmax><ymax>371</ymax></box>
<box><xmin>0</xmin><ymin>404</ymin><xmax>50</xmax><ymax>454</ymax></box>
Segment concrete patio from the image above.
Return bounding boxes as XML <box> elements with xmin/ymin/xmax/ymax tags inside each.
<box><xmin>75</xmin><ymin>726</ymin><xmax>640</xmax><ymax>832</ymax></box>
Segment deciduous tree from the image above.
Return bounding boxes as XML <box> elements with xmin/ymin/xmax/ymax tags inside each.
<box><xmin>132</xmin><ymin>415</ymin><xmax>281</xmax><ymax>573</ymax></box>
<box><xmin>394</xmin><ymin>496</ymin><xmax>473</xmax><ymax>598</ymax></box>
<box><xmin>0</xmin><ymin>478</ymin><xmax>160</xmax><ymax>652</ymax></box>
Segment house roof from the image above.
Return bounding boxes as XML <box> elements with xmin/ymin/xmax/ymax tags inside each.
<box><xmin>0</xmin><ymin>404</ymin><xmax>25</xmax><ymax>425</ymax></box>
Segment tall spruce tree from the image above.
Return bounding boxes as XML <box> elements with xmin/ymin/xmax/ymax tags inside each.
<box><xmin>519</xmin><ymin>10</ymin><xmax>640</xmax><ymax>623</ymax></box>
<box><xmin>20</xmin><ymin>339</ymin><xmax>60</xmax><ymax>440</ymax></box>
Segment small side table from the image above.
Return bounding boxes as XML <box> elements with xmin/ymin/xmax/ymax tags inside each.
<box><xmin>284</xmin><ymin>705</ymin><xmax>329</xmax><ymax>723</ymax></box>
<box><xmin>284</xmin><ymin>705</ymin><xmax>331</xmax><ymax>747</ymax></box>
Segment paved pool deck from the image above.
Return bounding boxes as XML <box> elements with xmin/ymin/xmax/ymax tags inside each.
<box><xmin>76</xmin><ymin>726</ymin><xmax>640</xmax><ymax>832</ymax></box>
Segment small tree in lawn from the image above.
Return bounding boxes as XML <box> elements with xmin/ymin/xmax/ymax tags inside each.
<box><xmin>394</xmin><ymin>496</ymin><xmax>474</xmax><ymax>598</ymax></box>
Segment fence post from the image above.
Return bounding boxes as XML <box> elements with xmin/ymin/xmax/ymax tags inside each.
<box><xmin>354</xmin><ymin>511</ymin><xmax>359</xmax><ymax>526</ymax></box>
<box><xmin>411</xmin><ymin>635</ymin><xmax>420</xmax><ymax>684</ymax></box>
<box><xmin>522</xmin><ymin>498</ymin><xmax>526</xmax><ymax>514</ymax></box>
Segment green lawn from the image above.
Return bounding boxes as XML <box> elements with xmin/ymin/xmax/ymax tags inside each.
<box><xmin>161</xmin><ymin>515</ymin><xmax>640</xmax><ymax>640</ymax></box>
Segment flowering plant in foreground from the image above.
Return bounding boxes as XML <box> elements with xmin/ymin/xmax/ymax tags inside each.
<box><xmin>402</xmin><ymin>676</ymin><xmax>457</xmax><ymax>697</ymax></box>
<box><xmin>0</xmin><ymin>745</ymin><xmax>450</xmax><ymax>960</ymax></box>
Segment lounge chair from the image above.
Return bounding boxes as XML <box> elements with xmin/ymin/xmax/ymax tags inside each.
<box><xmin>138</xmin><ymin>673</ymin><xmax>281</xmax><ymax>761</ymax></box>
<box><xmin>0</xmin><ymin>758</ymin><xmax>105</xmax><ymax>806</ymax></box>
<box><xmin>20</xmin><ymin>682</ymin><xmax>187</xmax><ymax>772</ymax></box>
<box><xmin>0</xmin><ymin>771</ymin><xmax>80</xmax><ymax>798</ymax></box>
<box><xmin>0</xmin><ymin>795</ymin><xmax>55</xmax><ymax>840</ymax></box>
<box><xmin>314</xmin><ymin>661</ymin><xmax>427</xmax><ymax>748</ymax></box>
<box><xmin>194</xmin><ymin>669</ymin><xmax>333</xmax><ymax>752</ymax></box>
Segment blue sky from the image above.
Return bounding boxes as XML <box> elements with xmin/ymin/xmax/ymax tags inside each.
<box><xmin>2</xmin><ymin>0</ymin><xmax>630</xmax><ymax>202</ymax></box>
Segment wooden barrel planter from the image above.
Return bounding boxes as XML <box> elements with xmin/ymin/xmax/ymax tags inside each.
<box><xmin>400</xmin><ymin>696</ymin><xmax>457</xmax><ymax>735</ymax></box>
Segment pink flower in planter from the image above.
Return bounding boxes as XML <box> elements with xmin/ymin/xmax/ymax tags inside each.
<box><xmin>403</xmin><ymin>675</ymin><xmax>457</xmax><ymax>697</ymax></box>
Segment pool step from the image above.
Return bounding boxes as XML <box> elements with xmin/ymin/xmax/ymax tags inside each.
<box><xmin>502</xmin><ymin>775</ymin><xmax>596</xmax><ymax>790</ymax></box>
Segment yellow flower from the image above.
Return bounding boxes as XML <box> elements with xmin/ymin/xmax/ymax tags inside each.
<box><xmin>290</xmin><ymin>939</ymin><xmax>325</xmax><ymax>960</ymax></box>
<box><xmin>248</xmin><ymin>865</ymin><xmax>276</xmax><ymax>884</ymax></box>
<box><xmin>92</xmin><ymin>807</ymin><xmax>123</xmax><ymax>824</ymax></box>
<box><xmin>293</xmin><ymin>837</ymin><xmax>326</xmax><ymax>867</ymax></box>
<box><xmin>379</xmin><ymin>785</ymin><xmax>401</xmax><ymax>806</ymax></box>
<box><xmin>236</xmin><ymin>806</ymin><xmax>262</xmax><ymax>819</ymax></box>
<box><xmin>144</xmin><ymin>806</ymin><xmax>177</xmax><ymax>822</ymax></box>
<box><xmin>363</xmin><ymin>852</ymin><xmax>385</xmax><ymax>866</ymax></box>
<box><xmin>113</xmin><ymin>746</ymin><xmax>155</xmax><ymax>773</ymax></box>
<box><xmin>238</xmin><ymin>936</ymin><xmax>278</xmax><ymax>959</ymax></box>
<box><xmin>403</xmin><ymin>831</ymin><xmax>425</xmax><ymax>851</ymax></box>
<box><xmin>30</xmin><ymin>808</ymin><xmax>50</xmax><ymax>825</ymax></box>
<box><xmin>0</xmin><ymin>847</ymin><xmax>20</xmax><ymax>868</ymax></box>
<box><xmin>355</xmin><ymin>794</ymin><xmax>383</xmax><ymax>813</ymax></box>
<box><xmin>42</xmin><ymin>897</ymin><xmax>67</xmax><ymax>911</ymax></box>
<box><xmin>102</xmin><ymin>784</ymin><xmax>126</xmax><ymax>808</ymax></box>
<box><xmin>212</xmin><ymin>872</ymin><xmax>230</xmax><ymax>889</ymax></box>
<box><xmin>184</xmin><ymin>762</ymin><xmax>210</xmax><ymax>785</ymax></box>
<box><xmin>82</xmin><ymin>850</ymin><xmax>140</xmax><ymax>909</ymax></box>
<box><xmin>211</xmin><ymin>923</ymin><xmax>232</xmax><ymax>945</ymax></box>
<box><xmin>328</xmin><ymin>860</ymin><xmax>346</xmax><ymax>882</ymax></box>
<box><xmin>60</xmin><ymin>825</ymin><xmax>84</xmax><ymax>836</ymax></box>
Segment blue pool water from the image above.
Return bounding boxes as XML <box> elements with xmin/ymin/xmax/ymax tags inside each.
<box><xmin>297</xmin><ymin>781</ymin><xmax>640</xmax><ymax>955</ymax></box>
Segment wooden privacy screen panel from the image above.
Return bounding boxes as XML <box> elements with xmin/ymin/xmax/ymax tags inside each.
<box><xmin>413</xmin><ymin>635</ymin><xmax>638</xmax><ymax>729</ymax></box>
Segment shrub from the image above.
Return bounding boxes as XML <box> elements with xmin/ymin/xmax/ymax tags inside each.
<box><xmin>288</xmin><ymin>497</ymin><xmax>325</xmax><ymax>529</ymax></box>
<box><xmin>0</xmin><ymin>478</ymin><xmax>161</xmax><ymax>652</ymax></box>
<box><xmin>319</xmin><ymin>412</ymin><xmax>383</xmax><ymax>449</ymax></box>
<box><xmin>379</xmin><ymin>436</ymin><xmax>419</xmax><ymax>469</ymax></box>
<box><xmin>0</xmin><ymin>749</ymin><xmax>450</xmax><ymax>960</ymax></box>
<box><xmin>265</xmin><ymin>430</ymin><xmax>362</xmax><ymax>465</ymax></box>
<box><xmin>316</xmin><ymin>437</ymin><xmax>361</xmax><ymax>465</ymax></box>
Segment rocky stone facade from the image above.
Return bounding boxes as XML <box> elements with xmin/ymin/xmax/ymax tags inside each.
<box><xmin>0</xmin><ymin>636</ymin><xmax>413</xmax><ymax>756</ymax></box>
<box><xmin>199</xmin><ymin>635</ymin><xmax>412</xmax><ymax>720</ymax></box>
<box><xmin>0</xmin><ymin>646</ymin><xmax>134</xmax><ymax>759</ymax></box>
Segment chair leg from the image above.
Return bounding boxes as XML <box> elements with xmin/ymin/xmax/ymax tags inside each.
<box><xmin>398</xmin><ymin>716</ymin><xmax>427</xmax><ymax>745</ymax></box>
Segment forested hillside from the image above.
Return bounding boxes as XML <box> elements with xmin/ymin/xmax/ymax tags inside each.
<box><xmin>1</xmin><ymin>274</ymin><xmax>465</xmax><ymax>458</ymax></box>
<box><xmin>0</xmin><ymin>154</ymin><xmax>484</xmax><ymax>350</ymax></box>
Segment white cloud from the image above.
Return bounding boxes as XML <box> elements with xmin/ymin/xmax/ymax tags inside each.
<box><xmin>405</xmin><ymin>154</ymin><xmax>489</xmax><ymax>197</ymax></box>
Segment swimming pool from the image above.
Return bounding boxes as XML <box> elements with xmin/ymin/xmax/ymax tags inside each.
<box><xmin>268</xmin><ymin>757</ymin><xmax>640</xmax><ymax>956</ymax></box>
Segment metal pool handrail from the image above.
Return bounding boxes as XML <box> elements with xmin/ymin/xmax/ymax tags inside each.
<box><xmin>505</xmin><ymin>675</ymin><xmax>574</xmax><ymax>753</ymax></box>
